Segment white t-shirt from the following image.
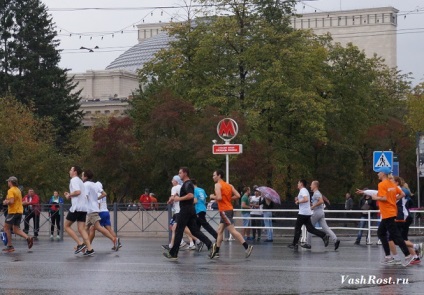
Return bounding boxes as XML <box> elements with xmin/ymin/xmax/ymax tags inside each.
<box><xmin>85</xmin><ymin>181</ymin><xmax>101</xmax><ymax>214</ymax></box>
<box><xmin>298</xmin><ymin>187</ymin><xmax>312</xmax><ymax>216</ymax></box>
<box><xmin>96</xmin><ymin>181</ymin><xmax>108</xmax><ymax>212</ymax></box>
<box><xmin>69</xmin><ymin>176</ymin><xmax>87</xmax><ymax>213</ymax></box>
<box><xmin>250</xmin><ymin>195</ymin><xmax>263</xmax><ymax>216</ymax></box>
<box><xmin>171</xmin><ymin>184</ymin><xmax>181</xmax><ymax>214</ymax></box>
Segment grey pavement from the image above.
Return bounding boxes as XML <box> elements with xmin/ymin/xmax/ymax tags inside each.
<box><xmin>1</xmin><ymin>235</ymin><xmax>424</xmax><ymax>294</ymax></box>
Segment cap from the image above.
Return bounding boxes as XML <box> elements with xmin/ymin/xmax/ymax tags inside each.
<box><xmin>172</xmin><ymin>175</ymin><xmax>183</xmax><ymax>185</ymax></box>
<box><xmin>375</xmin><ymin>167</ymin><xmax>391</xmax><ymax>174</ymax></box>
<box><xmin>6</xmin><ymin>176</ymin><xmax>18</xmax><ymax>183</ymax></box>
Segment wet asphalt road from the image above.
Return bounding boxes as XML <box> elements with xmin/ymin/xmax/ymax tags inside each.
<box><xmin>1</xmin><ymin>236</ymin><xmax>424</xmax><ymax>294</ymax></box>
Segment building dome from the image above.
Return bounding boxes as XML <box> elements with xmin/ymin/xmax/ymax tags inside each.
<box><xmin>105</xmin><ymin>32</ymin><xmax>174</xmax><ymax>73</ymax></box>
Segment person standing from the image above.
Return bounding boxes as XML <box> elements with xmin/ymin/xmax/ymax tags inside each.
<box><xmin>262</xmin><ymin>198</ymin><xmax>274</xmax><ymax>242</ymax></box>
<box><xmin>354</xmin><ymin>190</ymin><xmax>377</xmax><ymax>245</ymax></box>
<box><xmin>357</xmin><ymin>167</ymin><xmax>414</xmax><ymax>266</ymax></box>
<box><xmin>305</xmin><ymin>181</ymin><xmax>340</xmax><ymax>250</ymax></box>
<box><xmin>22</xmin><ymin>189</ymin><xmax>41</xmax><ymax>239</ymax></box>
<box><xmin>344</xmin><ymin>193</ymin><xmax>353</xmax><ymax>227</ymax></box>
<box><xmin>163</xmin><ymin>167</ymin><xmax>213</xmax><ymax>260</ymax></box>
<box><xmin>288</xmin><ymin>179</ymin><xmax>329</xmax><ymax>250</ymax></box>
<box><xmin>209</xmin><ymin>169</ymin><xmax>253</xmax><ymax>259</ymax></box>
<box><xmin>240</xmin><ymin>187</ymin><xmax>252</xmax><ymax>241</ymax></box>
<box><xmin>63</xmin><ymin>166</ymin><xmax>94</xmax><ymax>255</ymax></box>
<box><xmin>192</xmin><ymin>178</ymin><xmax>217</xmax><ymax>240</ymax></box>
<box><xmin>139</xmin><ymin>189</ymin><xmax>152</xmax><ymax>211</ymax></box>
<box><xmin>2</xmin><ymin>176</ymin><xmax>34</xmax><ymax>252</ymax></box>
<box><xmin>49</xmin><ymin>191</ymin><xmax>64</xmax><ymax>240</ymax></box>
<box><xmin>250</xmin><ymin>188</ymin><xmax>264</xmax><ymax>241</ymax></box>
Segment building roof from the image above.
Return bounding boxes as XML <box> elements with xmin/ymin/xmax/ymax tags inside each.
<box><xmin>105</xmin><ymin>32</ymin><xmax>174</xmax><ymax>73</ymax></box>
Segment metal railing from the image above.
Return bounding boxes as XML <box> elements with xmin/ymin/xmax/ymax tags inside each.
<box><xmin>1</xmin><ymin>205</ymin><xmax>423</xmax><ymax>241</ymax></box>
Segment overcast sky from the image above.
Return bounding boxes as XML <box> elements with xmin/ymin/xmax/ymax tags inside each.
<box><xmin>42</xmin><ymin>0</ymin><xmax>424</xmax><ymax>85</ymax></box>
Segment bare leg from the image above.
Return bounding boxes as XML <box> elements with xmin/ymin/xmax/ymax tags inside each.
<box><xmin>64</xmin><ymin>220</ymin><xmax>82</xmax><ymax>245</ymax></box>
<box><xmin>77</xmin><ymin>221</ymin><xmax>93</xmax><ymax>251</ymax></box>
<box><xmin>93</xmin><ymin>221</ymin><xmax>115</xmax><ymax>242</ymax></box>
<box><xmin>216</xmin><ymin>223</ymin><xmax>225</xmax><ymax>247</ymax></box>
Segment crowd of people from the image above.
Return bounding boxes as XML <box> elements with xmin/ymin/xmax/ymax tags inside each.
<box><xmin>1</xmin><ymin>166</ymin><xmax>122</xmax><ymax>255</ymax></box>
<box><xmin>1</xmin><ymin>165</ymin><xmax>422</xmax><ymax>267</ymax></box>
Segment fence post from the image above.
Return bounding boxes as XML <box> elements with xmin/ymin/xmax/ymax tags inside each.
<box><xmin>113</xmin><ymin>202</ymin><xmax>118</xmax><ymax>234</ymax></box>
<box><xmin>59</xmin><ymin>203</ymin><xmax>64</xmax><ymax>241</ymax></box>
<box><xmin>167</xmin><ymin>204</ymin><xmax>172</xmax><ymax>242</ymax></box>
<box><xmin>366</xmin><ymin>211</ymin><xmax>371</xmax><ymax>244</ymax></box>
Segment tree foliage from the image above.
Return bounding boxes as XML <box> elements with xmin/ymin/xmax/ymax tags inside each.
<box><xmin>0</xmin><ymin>0</ymin><xmax>82</xmax><ymax>147</ymax></box>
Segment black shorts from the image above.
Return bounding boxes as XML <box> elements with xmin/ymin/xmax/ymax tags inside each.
<box><xmin>219</xmin><ymin>210</ymin><xmax>234</xmax><ymax>226</ymax></box>
<box><xmin>66</xmin><ymin>211</ymin><xmax>87</xmax><ymax>223</ymax></box>
<box><xmin>170</xmin><ymin>213</ymin><xmax>180</xmax><ymax>226</ymax></box>
<box><xmin>5</xmin><ymin>213</ymin><xmax>22</xmax><ymax>226</ymax></box>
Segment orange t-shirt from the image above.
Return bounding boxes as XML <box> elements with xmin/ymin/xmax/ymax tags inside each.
<box><xmin>217</xmin><ymin>180</ymin><xmax>233</xmax><ymax>211</ymax></box>
<box><xmin>378</xmin><ymin>179</ymin><xmax>402</xmax><ymax>219</ymax></box>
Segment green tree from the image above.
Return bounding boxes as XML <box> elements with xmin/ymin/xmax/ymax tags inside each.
<box><xmin>0</xmin><ymin>0</ymin><xmax>82</xmax><ymax>147</ymax></box>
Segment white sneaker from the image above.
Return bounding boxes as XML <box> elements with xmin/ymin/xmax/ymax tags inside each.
<box><xmin>50</xmin><ymin>235</ymin><xmax>54</xmax><ymax>240</ymax></box>
<box><xmin>403</xmin><ymin>255</ymin><xmax>415</xmax><ymax>267</ymax></box>
<box><xmin>56</xmin><ymin>235</ymin><xmax>60</xmax><ymax>240</ymax></box>
<box><xmin>188</xmin><ymin>245</ymin><xmax>196</xmax><ymax>250</ymax></box>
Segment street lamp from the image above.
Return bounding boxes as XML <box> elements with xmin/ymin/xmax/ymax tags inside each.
<box><xmin>80</xmin><ymin>46</ymin><xmax>99</xmax><ymax>52</ymax></box>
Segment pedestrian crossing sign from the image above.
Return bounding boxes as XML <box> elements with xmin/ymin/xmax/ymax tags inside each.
<box><xmin>373</xmin><ymin>151</ymin><xmax>393</xmax><ymax>172</ymax></box>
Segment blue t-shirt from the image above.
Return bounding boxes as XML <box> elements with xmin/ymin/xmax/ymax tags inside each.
<box><xmin>194</xmin><ymin>187</ymin><xmax>207</xmax><ymax>214</ymax></box>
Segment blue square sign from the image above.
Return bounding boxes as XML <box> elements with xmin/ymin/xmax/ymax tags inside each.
<box><xmin>373</xmin><ymin>151</ymin><xmax>393</xmax><ymax>172</ymax></box>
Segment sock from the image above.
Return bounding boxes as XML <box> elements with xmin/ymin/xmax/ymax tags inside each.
<box><xmin>189</xmin><ymin>241</ymin><xmax>195</xmax><ymax>247</ymax></box>
<box><xmin>195</xmin><ymin>239</ymin><xmax>200</xmax><ymax>245</ymax></box>
<box><xmin>243</xmin><ymin>242</ymin><xmax>248</xmax><ymax>250</ymax></box>
<box><xmin>169</xmin><ymin>243</ymin><xmax>173</xmax><ymax>248</ymax></box>
<box><xmin>216</xmin><ymin>246</ymin><xmax>220</xmax><ymax>253</ymax></box>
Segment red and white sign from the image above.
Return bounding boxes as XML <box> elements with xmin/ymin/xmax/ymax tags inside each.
<box><xmin>212</xmin><ymin>144</ymin><xmax>243</xmax><ymax>154</ymax></box>
<box><xmin>217</xmin><ymin>118</ymin><xmax>238</xmax><ymax>141</ymax></box>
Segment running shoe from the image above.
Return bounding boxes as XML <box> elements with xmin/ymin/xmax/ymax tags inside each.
<box><xmin>381</xmin><ymin>257</ymin><xmax>396</xmax><ymax>265</ymax></box>
<box><xmin>117</xmin><ymin>238</ymin><xmax>122</xmax><ymax>249</ymax></box>
<box><xmin>74</xmin><ymin>243</ymin><xmax>87</xmax><ymax>254</ymax></box>
<box><xmin>163</xmin><ymin>252</ymin><xmax>178</xmax><ymax>260</ymax></box>
<box><xmin>403</xmin><ymin>255</ymin><xmax>415</xmax><ymax>267</ymax></box>
<box><xmin>410</xmin><ymin>257</ymin><xmax>421</xmax><ymax>265</ymax></box>
<box><xmin>354</xmin><ymin>240</ymin><xmax>360</xmax><ymax>245</ymax></box>
<box><xmin>209</xmin><ymin>243</ymin><xmax>217</xmax><ymax>259</ymax></box>
<box><xmin>56</xmin><ymin>235</ymin><xmax>60</xmax><ymax>240</ymax></box>
<box><xmin>113</xmin><ymin>238</ymin><xmax>120</xmax><ymax>252</ymax></box>
<box><xmin>215</xmin><ymin>253</ymin><xmax>220</xmax><ymax>258</ymax></box>
<box><xmin>301</xmin><ymin>243</ymin><xmax>311</xmax><ymax>249</ymax></box>
<box><xmin>245</xmin><ymin>245</ymin><xmax>253</xmax><ymax>258</ymax></box>
<box><xmin>161</xmin><ymin>244</ymin><xmax>170</xmax><ymax>250</ymax></box>
<box><xmin>83</xmin><ymin>249</ymin><xmax>95</xmax><ymax>256</ymax></box>
<box><xmin>50</xmin><ymin>235</ymin><xmax>54</xmax><ymax>240</ymax></box>
<box><xmin>2</xmin><ymin>245</ymin><xmax>14</xmax><ymax>253</ymax></box>
<box><xmin>288</xmin><ymin>244</ymin><xmax>298</xmax><ymax>250</ymax></box>
<box><xmin>188</xmin><ymin>245</ymin><xmax>196</xmax><ymax>250</ymax></box>
<box><xmin>27</xmin><ymin>237</ymin><xmax>34</xmax><ymax>249</ymax></box>
<box><xmin>335</xmin><ymin>240</ymin><xmax>340</xmax><ymax>251</ymax></box>
<box><xmin>196</xmin><ymin>242</ymin><xmax>204</xmax><ymax>252</ymax></box>
<box><xmin>180</xmin><ymin>241</ymin><xmax>187</xmax><ymax>248</ymax></box>
<box><xmin>323</xmin><ymin>235</ymin><xmax>329</xmax><ymax>247</ymax></box>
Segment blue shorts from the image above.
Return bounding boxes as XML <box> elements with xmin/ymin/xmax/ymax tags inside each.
<box><xmin>99</xmin><ymin>211</ymin><xmax>111</xmax><ymax>227</ymax></box>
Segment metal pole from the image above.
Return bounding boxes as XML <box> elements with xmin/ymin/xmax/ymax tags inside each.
<box><xmin>59</xmin><ymin>203</ymin><xmax>64</xmax><ymax>241</ymax></box>
<box><xmin>226</xmin><ymin>154</ymin><xmax>229</xmax><ymax>183</ymax></box>
<box><xmin>367</xmin><ymin>211</ymin><xmax>371</xmax><ymax>244</ymax></box>
<box><xmin>113</xmin><ymin>202</ymin><xmax>118</xmax><ymax>235</ymax></box>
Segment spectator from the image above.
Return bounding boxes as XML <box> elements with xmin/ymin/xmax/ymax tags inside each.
<box><xmin>149</xmin><ymin>193</ymin><xmax>159</xmax><ymax>210</ymax></box>
<box><xmin>240</xmin><ymin>187</ymin><xmax>252</xmax><ymax>240</ymax></box>
<box><xmin>262</xmin><ymin>198</ymin><xmax>274</xmax><ymax>242</ymax></box>
<box><xmin>49</xmin><ymin>191</ymin><xmax>64</xmax><ymax>240</ymax></box>
<box><xmin>139</xmin><ymin>189</ymin><xmax>152</xmax><ymax>210</ymax></box>
<box><xmin>354</xmin><ymin>189</ymin><xmax>377</xmax><ymax>245</ymax></box>
<box><xmin>22</xmin><ymin>189</ymin><xmax>41</xmax><ymax>239</ymax></box>
<box><xmin>250</xmin><ymin>188</ymin><xmax>264</xmax><ymax>241</ymax></box>
<box><xmin>127</xmin><ymin>201</ymin><xmax>138</xmax><ymax>211</ymax></box>
<box><xmin>344</xmin><ymin>192</ymin><xmax>353</xmax><ymax>226</ymax></box>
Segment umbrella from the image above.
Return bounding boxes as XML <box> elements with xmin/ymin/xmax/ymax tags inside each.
<box><xmin>256</xmin><ymin>186</ymin><xmax>281</xmax><ymax>204</ymax></box>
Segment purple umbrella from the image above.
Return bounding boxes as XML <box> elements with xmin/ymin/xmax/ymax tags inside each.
<box><xmin>256</xmin><ymin>186</ymin><xmax>281</xmax><ymax>204</ymax></box>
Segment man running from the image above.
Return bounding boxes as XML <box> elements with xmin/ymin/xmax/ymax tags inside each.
<box><xmin>305</xmin><ymin>180</ymin><xmax>340</xmax><ymax>250</ymax></box>
<box><xmin>2</xmin><ymin>176</ymin><xmax>33</xmax><ymax>252</ymax></box>
<box><xmin>64</xmin><ymin>166</ymin><xmax>94</xmax><ymax>255</ymax></box>
<box><xmin>163</xmin><ymin>167</ymin><xmax>213</xmax><ymax>260</ymax></box>
<box><xmin>209</xmin><ymin>169</ymin><xmax>253</xmax><ymax>259</ymax></box>
<box><xmin>288</xmin><ymin>179</ymin><xmax>329</xmax><ymax>250</ymax></box>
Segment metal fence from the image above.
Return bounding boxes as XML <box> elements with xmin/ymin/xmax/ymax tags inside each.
<box><xmin>1</xmin><ymin>205</ymin><xmax>424</xmax><ymax>242</ymax></box>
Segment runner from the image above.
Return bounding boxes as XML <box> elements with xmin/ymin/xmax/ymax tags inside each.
<box><xmin>2</xmin><ymin>176</ymin><xmax>33</xmax><ymax>252</ymax></box>
<box><xmin>209</xmin><ymin>169</ymin><xmax>253</xmax><ymax>259</ymax></box>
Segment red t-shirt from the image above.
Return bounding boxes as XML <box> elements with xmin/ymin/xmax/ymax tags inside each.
<box><xmin>139</xmin><ymin>194</ymin><xmax>152</xmax><ymax>210</ymax></box>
